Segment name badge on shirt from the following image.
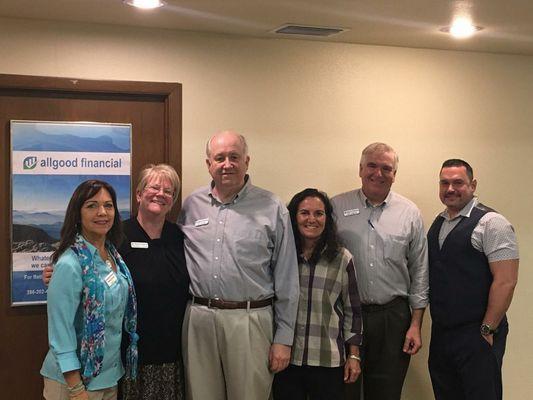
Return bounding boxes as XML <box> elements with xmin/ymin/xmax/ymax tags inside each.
<box><xmin>130</xmin><ymin>241</ymin><xmax>149</xmax><ymax>249</ymax></box>
<box><xmin>104</xmin><ymin>271</ymin><xmax>118</xmax><ymax>287</ymax></box>
<box><xmin>343</xmin><ymin>208</ymin><xmax>360</xmax><ymax>217</ymax></box>
<box><xmin>195</xmin><ymin>218</ymin><xmax>209</xmax><ymax>227</ymax></box>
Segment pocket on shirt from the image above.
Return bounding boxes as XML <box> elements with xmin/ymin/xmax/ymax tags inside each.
<box><xmin>384</xmin><ymin>234</ymin><xmax>409</xmax><ymax>264</ymax></box>
<box><xmin>234</xmin><ymin>229</ymin><xmax>272</xmax><ymax>263</ymax></box>
<box><xmin>183</xmin><ymin>224</ymin><xmax>211</xmax><ymax>251</ymax></box>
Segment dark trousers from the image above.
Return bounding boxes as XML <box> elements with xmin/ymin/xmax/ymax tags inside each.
<box><xmin>429</xmin><ymin>320</ymin><xmax>508</xmax><ymax>400</ymax></box>
<box><xmin>273</xmin><ymin>364</ymin><xmax>344</xmax><ymax>400</ymax></box>
<box><xmin>344</xmin><ymin>297</ymin><xmax>411</xmax><ymax>400</ymax></box>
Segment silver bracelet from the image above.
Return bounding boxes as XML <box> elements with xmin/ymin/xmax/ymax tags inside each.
<box><xmin>67</xmin><ymin>381</ymin><xmax>85</xmax><ymax>396</ymax></box>
<box><xmin>348</xmin><ymin>354</ymin><xmax>361</xmax><ymax>361</ymax></box>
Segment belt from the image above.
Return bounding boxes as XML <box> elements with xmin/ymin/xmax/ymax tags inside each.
<box><xmin>192</xmin><ymin>296</ymin><xmax>274</xmax><ymax>310</ymax></box>
<box><xmin>361</xmin><ymin>296</ymin><xmax>407</xmax><ymax>313</ymax></box>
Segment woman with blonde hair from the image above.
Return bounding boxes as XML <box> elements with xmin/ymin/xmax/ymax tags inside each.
<box><xmin>43</xmin><ymin>165</ymin><xmax>189</xmax><ymax>400</ymax></box>
<box><xmin>119</xmin><ymin>164</ymin><xmax>189</xmax><ymax>400</ymax></box>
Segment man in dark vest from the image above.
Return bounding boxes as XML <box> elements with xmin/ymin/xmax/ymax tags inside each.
<box><xmin>427</xmin><ymin>159</ymin><xmax>519</xmax><ymax>400</ymax></box>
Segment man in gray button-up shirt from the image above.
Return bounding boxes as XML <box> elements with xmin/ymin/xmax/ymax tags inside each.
<box><xmin>178</xmin><ymin>131</ymin><xmax>299</xmax><ymax>400</ymax></box>
<box><xmin>332</xmin><ymin>142</ymin><xmax>429</xmax><ymax>400</ymax></box>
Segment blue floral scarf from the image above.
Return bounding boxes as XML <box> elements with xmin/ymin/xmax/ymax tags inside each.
<box><xmin>71</xmin><ymin>234</ymin><xmax>138</xmax><ymax>383</ymax></box>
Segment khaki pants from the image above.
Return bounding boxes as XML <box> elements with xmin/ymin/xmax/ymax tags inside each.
<box><xmin>183</xmin><ymin>302</ymin><xmax>274</xmax><ymax>400</ymax></box>
<box><xmin>43</xmin><ymin>377</ymin><xmax>118</xmax><ymax>400</ymax></box>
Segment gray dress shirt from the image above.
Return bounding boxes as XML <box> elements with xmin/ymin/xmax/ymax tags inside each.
<box><xmin>178</xmin><ymin>176</ymin><xmax>299</xmax><ymax>345</ymax></box>
<box><xmin>437</xmin><ymin>197</ymin><xmax>519</xmax><ymax>261</ymax></box>
<box><xmin>331</xmin><ymin>189</ymin><xmax>429</xmax><ymax>309</ymax></box>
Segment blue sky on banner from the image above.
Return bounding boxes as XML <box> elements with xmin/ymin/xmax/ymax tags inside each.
<box><xmin>12</xmin><ymin>121</ymin><xmax>131</xmax><ymax>217</ymax></box>
<box><xmin>12</xmin><ymin>122</ymin><xmax>130</xmax><ymax>152</ymax></box>
<box><xmin>13</xmin><ymin>175</ymin><xmax>130</xmax><ymax>212</ymax></box>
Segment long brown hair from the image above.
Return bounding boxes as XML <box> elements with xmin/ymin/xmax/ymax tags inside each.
<box><xmin>287</xmin><ymin>188</ymin><xmax>341</xmax><ymax>265</ymax></box>
<box><xmin>51</xmin><ymin>180</ymin><xmax>123</xmax><ymax>263</ymax></box>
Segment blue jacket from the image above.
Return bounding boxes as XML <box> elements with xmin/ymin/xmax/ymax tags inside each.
<box><xmin>41</xmin><ymin>238</ymin><xmax>129</xmax><ymax>390</ymax></box>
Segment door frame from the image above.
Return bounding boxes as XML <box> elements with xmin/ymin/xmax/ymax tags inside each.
<box><xmin>0</xmin><ymin>73</ymin><xmax>182</xmax><ymax>399</ymax></box>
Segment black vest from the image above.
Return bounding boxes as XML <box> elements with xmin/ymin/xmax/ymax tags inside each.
<box><xmin>427</xmin><ymin>204</ymin><xmax>494</xmax><ymax>328</ymax></box>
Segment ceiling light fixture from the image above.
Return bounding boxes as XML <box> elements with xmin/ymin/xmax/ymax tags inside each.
<box><xmin>449</xmin><ymin>17</ymin><xmax>482</xmax><ymax>38</ymax></box>
<box><xmin>124</xmin><ymin>0</ymin><xmax>166</xmax><ymax>9</ymax></box>
<box><xmin>441</xmin><ymin>1</ymin><xmax>483</xmax><ymax>39</ymax></box>
<box><xmin>273</xmin><ymin>24</ymin><xmax>347</xmax><ymax>37</ymax></box>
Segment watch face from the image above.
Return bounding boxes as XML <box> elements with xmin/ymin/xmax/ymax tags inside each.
<box><xmin>480</xmin><ymin>324</ymin><xmax>491</xmax><ymax>335</ymax></box>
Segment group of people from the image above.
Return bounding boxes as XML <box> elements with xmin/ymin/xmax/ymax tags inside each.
<box><xmin>41</xmin><ymin>131</ymin><xmax>519</xmax><ymax>400</ymax></box>
<box><xmin>41</xmin><ymin>165</ymin><xmax>189</xmax><ymax>400</ymax></box>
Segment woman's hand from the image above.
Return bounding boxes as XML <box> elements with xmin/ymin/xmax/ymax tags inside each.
<box><xmin>70</xmin><ymin>389</ymin><xmax>89</xmax><ymax>400</ymax></box>
<box><xmin>343</xmin><ymin>358</ymin><xmax>361</xmax><ymax>383</ymax></box>
<box><xmin>63</xmin><ymin>371</ymin><xmax>87</xmax><ymax>399</ymax></box>
<box><xmin>42</xmin><ymin>265</ymin><xmax>54</xmax><ymax>286</ymax></box>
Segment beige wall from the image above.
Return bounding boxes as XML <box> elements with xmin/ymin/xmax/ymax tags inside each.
<box><xmin>1</xmin><ymin>16</ymin><xmax>531</xmax><ymax>399</ymax></box>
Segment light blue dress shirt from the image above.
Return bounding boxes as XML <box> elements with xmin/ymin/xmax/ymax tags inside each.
<box><xmin>40</xmin><ymin>238</ymin><xmax>129</xmax><ymax>390</ymax></box>
<box><xmin>178</xmin><ymin>176</ymin><xmax>299</xmax><ymax>345</ymax></box>
<box><xmin>332</xmin><ymin>189</ymin><xmax>429</xmax><ymax>309</ymax></box>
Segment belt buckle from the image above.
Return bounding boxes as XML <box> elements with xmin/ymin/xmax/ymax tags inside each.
<box><xmin>208</xmin><ymin>297</ymin><xmax>220</xmax><ymax>308</ymax></box>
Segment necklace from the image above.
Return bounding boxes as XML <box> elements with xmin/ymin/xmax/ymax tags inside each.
<box><xmin>102</xmin><ymin>249</ymin><xmax>114</xmax><ymax>270</ymax></box>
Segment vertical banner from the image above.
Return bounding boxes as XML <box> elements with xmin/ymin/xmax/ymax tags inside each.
<box><xmin>10</xmin><ymin>121</ymin><xmax>132</xmax><ymax>306</ymax></box>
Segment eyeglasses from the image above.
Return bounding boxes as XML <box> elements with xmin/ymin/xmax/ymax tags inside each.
<box><xmin>145</xmin><ymin>185</ymin><xmax>174</xmax><ymax>197</ymax></box>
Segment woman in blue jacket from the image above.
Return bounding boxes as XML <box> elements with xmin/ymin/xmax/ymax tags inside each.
<box><xmin>41</xmin><ymin>180</ymin><xmax>137</xmax><ymax>400</ymax></box>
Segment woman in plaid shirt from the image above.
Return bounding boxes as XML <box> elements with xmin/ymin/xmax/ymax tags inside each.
<box><xmin>273</xmin><ymin>188</ymin><xmax>363</xmax><ymax>400</ymax></box>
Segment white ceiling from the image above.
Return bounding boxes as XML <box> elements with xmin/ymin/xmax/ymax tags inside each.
<box><xmin>1</xmin><ymin>0</ymin><xmax>533</xmax><ymax>55</ymax></box>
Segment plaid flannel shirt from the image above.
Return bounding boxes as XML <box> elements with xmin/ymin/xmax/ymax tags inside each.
<box><xmin>290</xmin><ymin>247</ymin><xmax>363</xmax><ymax>367</ymax></box>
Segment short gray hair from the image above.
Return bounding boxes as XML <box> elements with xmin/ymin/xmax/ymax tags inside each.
<box><xmin>360</xmin><ymin>142</ymin><xmax>399</xmax><ymax>171</ymax></box>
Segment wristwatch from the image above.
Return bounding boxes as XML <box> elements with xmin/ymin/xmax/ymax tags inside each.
<box><xmin>480</xmin><ymin>323</ymin><xmax>498</xmax><ymax>336</ymax></box>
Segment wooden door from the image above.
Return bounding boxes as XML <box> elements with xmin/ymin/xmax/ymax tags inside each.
<box><xmin>0</xmin><ymin>74</ymin><xmax>182</xmax><ymax>399</ymax></box>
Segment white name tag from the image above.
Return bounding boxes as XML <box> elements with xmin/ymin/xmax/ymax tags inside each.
<box><xmin>343</xmin><ymin>208</ymin><xmax>360</xmax><ymax>217</ymax></box>
<box><xmin>104</xmin><ymin>271</ymin><xmax>118</xmax><ymax>287</ymax></box>
<box><xmin>130</xmin><ymin>241</ymin><xmax>148</xmax><ymax>249</ymax></box>
<box><xmin>195</xmin><ymin>218</ymin><xmax>209</xmax><ymax>227</ymax></box>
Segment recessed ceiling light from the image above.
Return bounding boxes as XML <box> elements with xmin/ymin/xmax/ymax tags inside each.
<box><xmin>441</xmin><ymin>17</ymin><xmax>483</xmax><ymax>39</ymax></box>
<box><xmin>124</xmin><ymin>0</ymin><xmax>166</xmax><ymax>9</ymax></box>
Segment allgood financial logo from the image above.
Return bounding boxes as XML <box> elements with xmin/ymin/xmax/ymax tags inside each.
<box><xmin>14</xmin><ymin>151</ymin><xmax>130</xmax><ymax>175</ymax></box>
<box><xmin>23</xmin><ymin>156</ymin><xmax>37</xmax><ymax>170</ymax></box>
